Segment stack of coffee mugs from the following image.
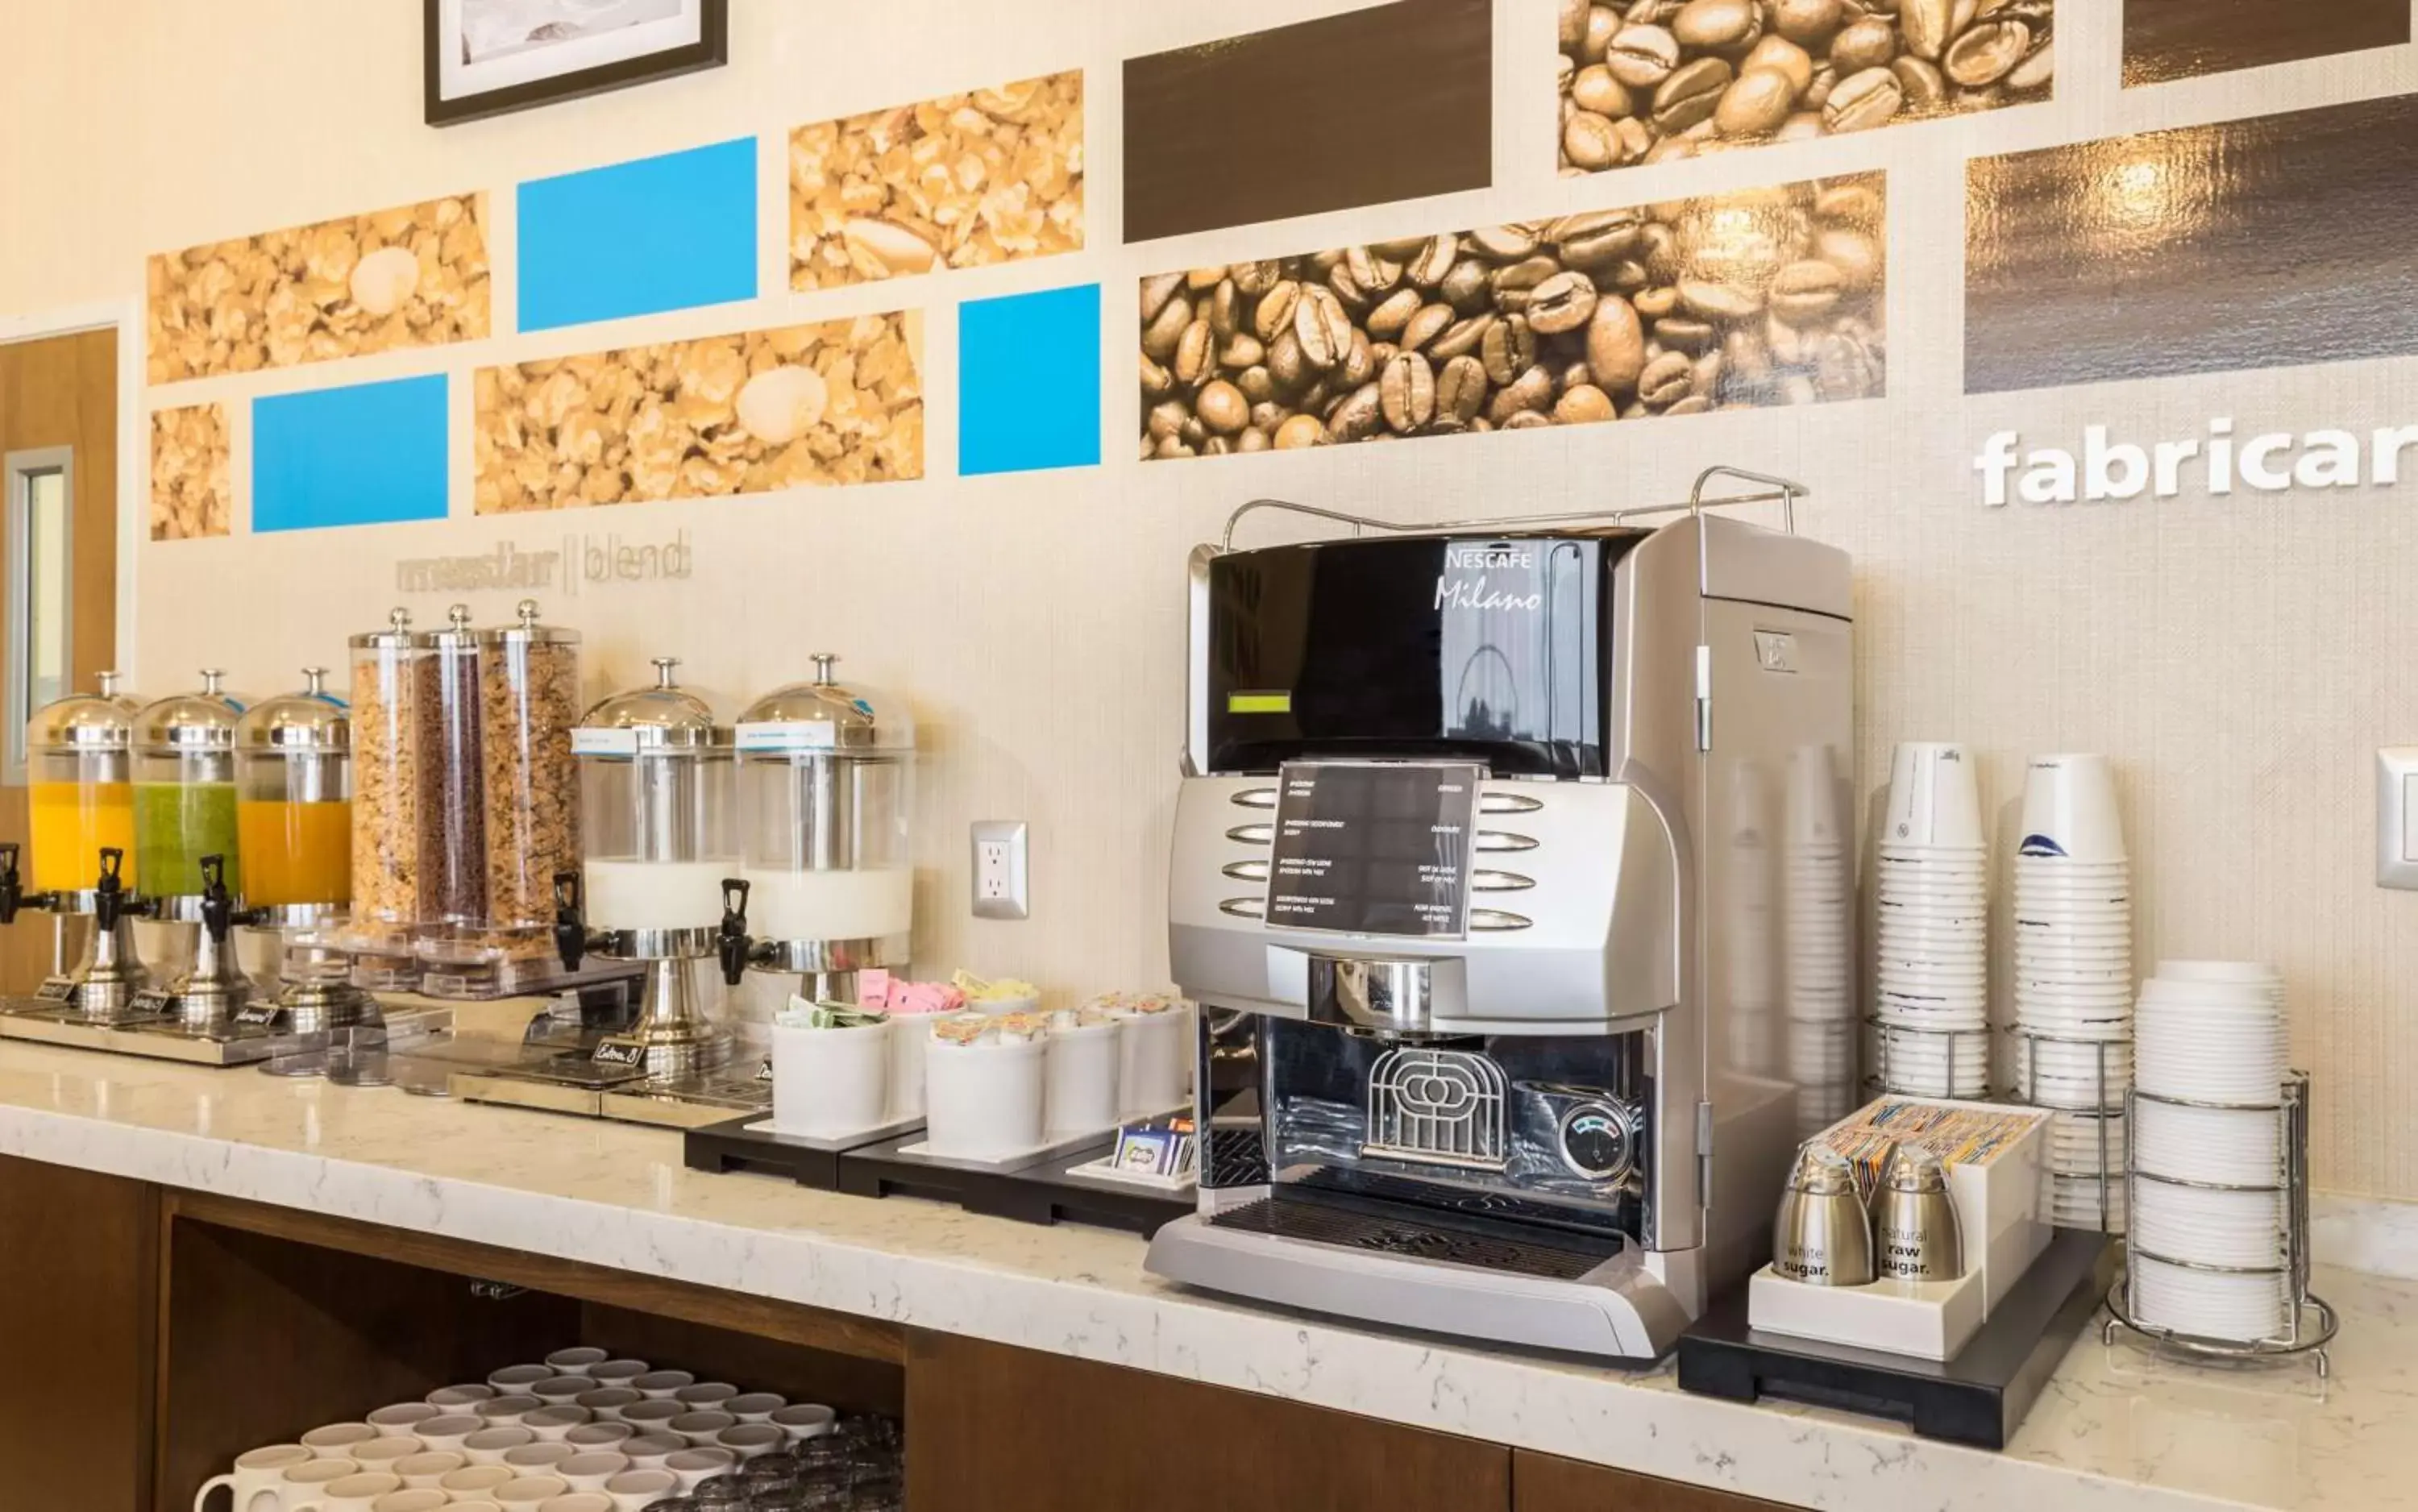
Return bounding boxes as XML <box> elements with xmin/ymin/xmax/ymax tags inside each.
<box><xmin>1871</xmin><ymin>742</ymin><xmax>1989</xmax><ymax>1099</ymax></box>
<box><xmin>2010</xmin><ymin>754</ymin><xmax>2133</xmax><ymax>1231</ymax></box>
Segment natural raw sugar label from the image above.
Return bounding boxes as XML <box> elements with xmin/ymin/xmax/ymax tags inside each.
<box><xmin>147</xmin><ymin>193</ymin><xmax>491</xmax><ymax>384</ymax></box>
<box><xmin>789</xmin><ymin>71</ymin><xmax>1084</xmax><ymax>291</ymax></box>
<box><xmin>473</xmin><ymin>311</ymin><xmax>924</xmax><ymax>513</ymax></box>
<box><xmin>149</xmin><ymin>404</ymin><xmax>231</xmax><ymax>541</ymax></box>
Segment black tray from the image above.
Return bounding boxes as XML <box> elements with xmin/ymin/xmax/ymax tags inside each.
<box><xmin>835</xmin><ymin>1129</ymin><xmax>1194</xmax><ymax>1236</ymax></box>
<box><xmin>1675</xmin><ymin>1228</ymin><xmax>2116</xmax><ymax>1450</ymax></box>
<box><xmin>682</xmin><ymin>1112</ymin><xmax>919</xmax><ymax>1190</ymax></box>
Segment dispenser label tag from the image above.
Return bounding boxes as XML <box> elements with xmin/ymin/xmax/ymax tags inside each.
<box><xmin>129</xmin><ymin>990</ymin><xmax>176</xmax><ymax>1020</ymax></box>
<box><xmin>571</xmin><ymin>729</ymin><xmax>639</xmax><ymax>756</ymax></box>
<box><xmin>33</xmin><ymin>978</ymin><xmax>74</xmax><ymax>1003</ymax></box>
<box><xmin>734</xmin><ymin>719</ymin><xmax>837</xmax><ymax>752</ymax></box>
<box><xmin>235</xmin><ymin>1003</ymin><xmax>280</xmax><ymax>1028</ymax></box>
<box><xmin>592</xmin><ymin>1037</ymin><xmax>647</xmax><ymax>1067</ymax></box>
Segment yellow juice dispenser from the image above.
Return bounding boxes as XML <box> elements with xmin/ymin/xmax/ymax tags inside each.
<box><xmin>0</xmin><ymin>676</ymin><xmax>149</xmax><ymax>1018</ymax></box>
<box><xmin>235</xmin><ymin>668</ymin><xmax>351</xmax><ymax>924</ymax></box>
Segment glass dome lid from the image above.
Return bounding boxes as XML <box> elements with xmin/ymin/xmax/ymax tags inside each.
<box><xmin>736</xmin><ymin>653</ymin><xmax>912</xmax><ymax>754</ymax></box>
<box><xmin>237</xmin><ymin>667</ymin><xmax>351</xmax><ymax>751</ymax></box>
<box><xmin>575</xmin><ymin>657</ymin><xmax>728</xmax><ymax>753</ymax></box>
<box><xmin>135</xmin><ymin>671</ymin><xmax>245</xmax><ymax>750</ymax></box>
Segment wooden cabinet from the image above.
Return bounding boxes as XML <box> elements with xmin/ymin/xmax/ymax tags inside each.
<box><xmin>0</xmin><ymin>1153</ymin><xmax>157</xmax><ymax>1512</ymax></box>
<box><xmin>907</xmin><ymin>1330</ymin><xmax>1512</xmax><ymax>1512</ymax></box>
<box><xmin>1516</xmin><ymin>1449</ymin><xmax>1800</xmax><ymax>1511</ymax></box>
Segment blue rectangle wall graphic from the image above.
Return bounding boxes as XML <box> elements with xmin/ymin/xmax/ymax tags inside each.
<box><xmin>252</xmin><ymin>376</ymin><xmax>449</xmax><ymax>533</ymax></box>
<box><xmin>518</xmin><ymin>137</ymin><xmax>758</xmax><ymax>331</ymax></box>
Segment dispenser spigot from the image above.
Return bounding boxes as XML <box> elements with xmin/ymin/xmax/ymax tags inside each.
<box><xmin>0</xmin><ymin>843</ymin><xmax>22</xmax><ymax>926</ymax></box>
<box><xmin>717</xmin><ymin>879</ymin><xmax>752</xmax><ymax>987</ymax></box>
<box><xmin>553</xmin><ymin>870</ymin><xmax>588</xmax><ymax>972</ymax></box>
<box><xmin>92</xmin><ymin>847</ymin><xmax>137</xmax><ymax>932</ymax></box>
<box><xmin>198</xmin><ymin>854</ymin><xmax>235</xmax><ymax>944</ymax></box>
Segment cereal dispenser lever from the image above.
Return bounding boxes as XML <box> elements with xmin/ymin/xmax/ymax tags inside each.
<box><xmin>554</xmin><ymin>869</ymin><xmax>588</xmax><ymax>972</ymax></box>
<box><xmin>717</xmin><ymin>879</ymin><xmax>751</xmax><ymax>987</ymax></box>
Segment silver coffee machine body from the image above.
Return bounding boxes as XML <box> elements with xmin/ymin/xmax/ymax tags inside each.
<box><xmin>1145</xmin><ymin>495</ymin><xmax>1854</xmax><ymax>1362</ymax></box>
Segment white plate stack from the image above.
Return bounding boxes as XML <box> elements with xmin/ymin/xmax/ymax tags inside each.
<box><xmin>2131</xmin><ymin>961</ymin><xmax>2293</xmax><ymax>1342</ymax></box>
<box><xmin>1782</xmin><ymin>744</ymin><xmax>1855</xmax><ymax>1131</ymax></box>
<box><xmin>2010</xmin><ymin>754</ymin><xmax>2132</xmax><ymax>1230</ymax></box>
<box><xmin>1872</xmin><ymin>741</ymin><xmax>1988</xmax><ymax>1099</ymax></box>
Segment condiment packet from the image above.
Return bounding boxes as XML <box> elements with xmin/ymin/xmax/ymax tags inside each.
<box><xmin>953</xmin><ymin>970</ymin><xmax>1040</xmax><ymax>1001</ymax></box>
<box><xmin>1089</xmin><ymin>990</ymin><xmax>1183</xmax><ymax>1017</ymax></box>
<box><xmin>1049</xmin><ymin>1007</ymin><xmax>1113</xmax><ymax>1032</ymax></box>
<box><xmin>1112</xmin><ymin>1115</ymin><xmax>1199</xmax><ymax>1178</ymax></box>
<box><xmin>782</xmin><ymin>996</ymin><xmax>887</xmax><ymax>1030</ymax></box>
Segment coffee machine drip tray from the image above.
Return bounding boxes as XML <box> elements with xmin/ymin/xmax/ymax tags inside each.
<box><xmin>1209</xmin><ymin>1188</ymin><xmax>1617</xmax><ymax>1281</ymax></box>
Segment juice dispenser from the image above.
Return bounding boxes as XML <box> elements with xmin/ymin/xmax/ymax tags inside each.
<box><xmin>737</xmin><ymin>654</ymin><xmax>914</xmax><ymax>1002</ymax></box>
<box><xmin>0</xmin><ymin>677</ymin><xmax>149</xmax><ymax>1017</ymax></box>
<box><xmin>133</xmin><ymin>676</ymin><xmax>245</xmax><ymax>916</ymax></box>
<box><xmin>235</xmin><ymin>667</ymin><xmax>351</xmax><ymax>924</ymax></box>
<box><xmin>556</xmin><ymin>658</ymin><xmax>748</xmax><ymax>1074</ymax></box>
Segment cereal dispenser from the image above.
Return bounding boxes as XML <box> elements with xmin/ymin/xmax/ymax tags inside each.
<box><xmin>450</xmin><ymin>600</ymin><xmax>582</xmax><ymax>983</ymax></box>
<box><xmin>737</xmin><ymin>654</ymin><xmax>915</xmax><ymax>1002</ymax></box>
<box><xmin>555</xmin><ymin>658</ymin><xmax>749</xmax><ymax>1075</ymax></box>
<box><xmin>344</xmin><ymin>609</ymin><xmax>429</xmax><ymax>976</ymax></box>
<box><xmin>235</xmin><ymin>668</ymin><xmax>351</xmax><ymax>925</ymax></box>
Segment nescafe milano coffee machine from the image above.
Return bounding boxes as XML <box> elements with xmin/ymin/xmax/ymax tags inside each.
<box><xmin>1145</xmin><ymin>473</ymin><xmax>1852</xmax><ymax>1362</ymax></box>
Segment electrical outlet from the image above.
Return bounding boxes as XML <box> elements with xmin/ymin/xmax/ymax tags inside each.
<box><xmin>971</xmin><ymin>820</ymin><xmax>1029</xmax><ymax>920</ymax></box>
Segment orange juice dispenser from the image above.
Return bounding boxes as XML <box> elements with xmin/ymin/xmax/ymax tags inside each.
<box><xmin>0</xmin><ymin>676</ymin><xmax>151</xmax><ymax>1017</ymax></box>
<box><xmin>235</xmin><ymin>668</ymin><xmax>351</xmax><ymax>926</ymax></box>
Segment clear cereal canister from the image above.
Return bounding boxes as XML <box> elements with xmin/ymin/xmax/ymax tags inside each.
<box><xmin>737</xmin><ymin>654</ymin><xmax>915</xmax><ymax>965</ymax></box>
<box><xmin>24</xmin><ymin>678</ymin><xmax>140</xmax><ymax>896</ymax></box>
<box><xmin>479</xmin><ymin>600</ymin><xmax>582</xmax><ymax>948</ymax></box>
<box><xmin>422</xmin><ymin>604</ymin><xmax>488</xmax><ymax>933</ymax></box>
<box><xmin>132</xmin><ymin>674</ymin><xmax>247</xmax><ymax>914</ymax></box>
<box><xmin>571</xmin><ymin>658</ymin><xmax>737</xmax><ymax>940</ymax></box>
<box><xmin>233</xmin><ymin>668</ymin><xmax>351</xmax><ymax>921</ymax></box>
<box><xmin>347</xmin><ymin>609</ymin><xmax>430</xmax><ymax>953</ymax></box>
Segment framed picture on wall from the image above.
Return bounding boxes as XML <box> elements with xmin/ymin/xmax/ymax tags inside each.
<box><xmin>425</xmin><ymin>0</ymin><xmax>729</xmax><ymax>127</ymax></box>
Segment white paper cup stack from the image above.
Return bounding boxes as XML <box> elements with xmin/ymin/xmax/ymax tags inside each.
<box><xmin>2009</xmin><ymin>754</ymin><xmax>2133</xmax><ymax>1227</ymax></box>
<box><xmin>2129</xmin><ymin>960</ymin><xmax>2292</xmax><ymax>1340</ymax></box>
<box><xmin>1781</xmin><ymin>744</ymin><xmax>1854</xmax><ymax>1127</ymax></box>
<box><xmin>1872</xmin><ymin>741</ymin><xmax>1988</xmax><ymax>1098</ymax></box>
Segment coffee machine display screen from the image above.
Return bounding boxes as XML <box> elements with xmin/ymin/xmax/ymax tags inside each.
<box><xmin>1265</xmin><ymin>762</ymin><xmax>1481</xmax><ymax>937</ymax></box>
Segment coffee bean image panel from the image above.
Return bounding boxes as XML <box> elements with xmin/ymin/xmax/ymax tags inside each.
<box><xmin>2125</xmin><ymin>0</ymin><xmax>2408</xmax><ymax>87</ymax></box>
<box><xmin>150</xmin><ymin>404</ymin><xmax>231</xmax><ymax>542</ymax></box>
<box><xmin>1139</xmin><ymin>173</ymin><xmax>1885</xmax><ymax>460</ymax></box>
<box><xmin>1968</xmin><ymin>94</ymin><xmax>2418</xmax><ymax>395</ymax></box>
<box><xmin>1123</xmin><ymin>0</ymin><xmax>1491</xmax><ymax>244</ymax></box>
<box><xmin>790</xmin><ymin>71</ymin><xmax>1084</xmax><ymax>291</ymax></box>
<box><xmin>1558</xmin><ymin>0</ymin><xmax>2051</xmax><ymax>175</ymax></box>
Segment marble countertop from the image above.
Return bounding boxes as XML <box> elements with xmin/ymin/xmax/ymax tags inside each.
<box><xmin>0</xmin><ymin>1041</ymin><xmax>2406</xmax><ymax>1512</ymax></box>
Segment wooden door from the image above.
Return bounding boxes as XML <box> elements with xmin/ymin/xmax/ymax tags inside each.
<box><xmin>905</xmin><ymin>1329</ymin><xmax>1512</xmax><ymax>1512</ymax></box>
<box><xmin>0</xmin><ymin>328</ymin><xmax>118</xmax><ymax>993</ymax></box>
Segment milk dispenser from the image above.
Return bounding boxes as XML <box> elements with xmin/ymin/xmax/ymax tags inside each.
<box><xmin>737</xmin><ymin>654</ymin><xmax>914</xmax><ymax>1001</ymax></box>
<box><xmin>1145</xmin><ymin>477</ymin><xmax>1851</xmax><ymax>1364</ymax></box>
<box><xmin>555</xmin><ymin>658</ymin><xmax>750</xmax><ymax>1074</ymax></box>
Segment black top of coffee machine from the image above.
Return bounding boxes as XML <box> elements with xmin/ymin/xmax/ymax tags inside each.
<box><xmin>1204</xmin><ymin>530</ymin><xmax>1651</xmax><ymax>779</ymax></box>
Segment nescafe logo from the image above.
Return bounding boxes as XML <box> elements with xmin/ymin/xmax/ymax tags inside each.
<box><xmin>1444</xmin><ymin>545</ymin><xmax>1534</xmax><ymax>570</ymax></box>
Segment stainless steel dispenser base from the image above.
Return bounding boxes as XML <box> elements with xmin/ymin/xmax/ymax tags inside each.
<box><xmin>0</xmin><ymin>995</ymin><xmax>446</xmax><ymax>1068</ymax></box>
<box><xmin>1145</xmin><ymin>1210</ymin><xmax>1693</xmax><ymax>1363</ymax></box>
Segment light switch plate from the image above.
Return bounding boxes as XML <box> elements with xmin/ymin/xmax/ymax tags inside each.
<box><xmin>971</xmin><ymin>820</ymin><xmax>1029</xmax><ymax>920</ymax></box>
<box><xmin>2379</xmin><ymin>750</ymin><xmax>2418</xmax><ymax>889</ymax></box>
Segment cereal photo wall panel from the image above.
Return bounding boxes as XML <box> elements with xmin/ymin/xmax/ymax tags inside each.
<box><xmin>1967</xmin><ymin>93</ymin><xmax>2418</xmax><ymax>394</ymax></box>
<box><xmin>1123</xmin><ymin>0</ymin><xmax>1492</xmax><ymax>243</ymax></box>
<box><xmin>2125</xmin><ymin>0</ymin><xmax>2409</xmax><ymax>87</ymax></box>
<box><xmin>474</xmin><ymin>312</ymin><xmax>924</xmax><ymax>513</ymax></box>
<box><xmin>147</xmin><ymin>193</ymin><xmax>491</xmax><ymax>384</ymax></box>
<box><xmin>149</xmin><ymin>405</ymin><xmax>231</xmax><ymax>542</ymax></box>
<box><xmin>789</xmin><ymin>71</ymin><xmax>1084</xmax><ymax>291</ymax></box>
<box><xmin>1556</xmin><ymin>0</ymin><xmax>2053</xmax><ymax>176</ymax></box>
<box><xmin>1140</xmin><ymin>174</ymin><xmax>1885</xmax><ymax>460</ymax></box>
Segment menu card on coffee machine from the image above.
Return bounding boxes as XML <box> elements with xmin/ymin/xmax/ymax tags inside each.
<box><xmin>1265</xmin><ymin>762</ymin><xmax>1481</xmax><ymax>937</ymax></box>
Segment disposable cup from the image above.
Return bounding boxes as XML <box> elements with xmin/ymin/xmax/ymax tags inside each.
<box><xmin>1883</xmin><ymin>741</ymin><xmax>1985</xmax><ymax>849</ymax></box>
<box><xmin>2017</xmin><ymin>753</ymin><xmax>2125</xmax><ymax>862</ymax></box>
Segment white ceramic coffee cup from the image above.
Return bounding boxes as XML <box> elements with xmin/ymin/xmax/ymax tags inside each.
<box><xmin>286</xmin><ymin>1471</ymin><xmax>400</xmax><ymax>1511</ymax></box>
<box><xmin>476</xmin><ymin>1398</ymin><xmax>545</xmax><ymax>1425</ymax></box>
<box><xmin>192</xmin><ymin>1443</ymin><xmax>311</xmax><ymax>1512</ymax></box>
<box><xmin>272</xmin><ymin>1459</ymin><xmax>358</xmax><ymax>1510</ymax></box>
<box><xmin>491</xmin><ymin>1477</ymin><xmax>568</xmax><ymax>1508</ymax></box>
<box><xmin>716</xmin><ymin>1423</ymin><xmax>784</xmax><ymax>1460</ymax></box>
<box><xmin>617</xmin><ymin>1402</ymin><xmax>683</xmax><ymax>1435</ymax></box>
<box><xmin>563</xmin><ymin>1423</ymin><xmax>635</xmax><ymax>1451</ymax></box>
<box><xmin>772</xmin><ymin>1016</ymin><xmax>891</xmax><ymax>1136</ymax></box>
<box><xmin>627</xmin><ymin>1372</ymin><xmax>692</xmax><ymax>1401</ymax></box>
<box><xmin>721</xmin><ymin>1393</ymin><xmax>785</xmax><ymax>1423</ymax></box>
<box><xmin>436</xmin><ymin>1464</ymin><xmax>514</xmax><ymax>1500</ymax></box>
<box><xmin>487</xmin><ymin>1365</ymin><xmax>554</xmax><ymax>1394</ymax></box>
<box><xmin>574</xmin><ymin>1388</ymin><xmax>642</xmax><ymax>1422</ymax></box>
<box><xmin>501</xmin><ymin>1443</ymin><xmax>576</xmax><ymax>1473</ymax></box>
<box><xmin>585</xmin><ymin>1360</ymin><xmax>650</xmax><ymax>1388</ymax></box>
<box><xmin>409</xmin><ymin>1417</ymin><xmax>481</xmax><ymax>1452</ymax></box>
<box><xmin>462</xmin><ymin>1427</ymin><xmax>536</xmax><ymax>1465</ymax></box>
<box><xmin>529</xmin><ymin>1377</ymin><xmax>592</xmax><ymax>1406</ymax></box>
<box><xmin>347</xmin><ymin>1441</ymin><xmax>421</xmax><ymax>1474</ymax></box>
<box><xmin>301</xmin><ymin>1425</ymin><xmax>377</xmax><ymax>1460</ymax></box>
<box><xmin>616</xmin><ymin>1434</ymin><xmax>683</xmax><ymax>1466</ymax></box>
<box><xmin>668</xmin><ymin>1383</ymin><xmax>737</xmax><ymax>1412</ymax></box>
<box><xmin>524</xmin><ymin>1406</ymin><xmax>592</xmax><ymax>1442</ymax></box>
<box><xmin>667</xmin><ymin>1410</ymin><xmax>733</xmax><ymax>1447</ymax></box>
<box><xmin>390</xmin><ymin>1451</ymin><xmax>463</xmax><ymax>1490</ymax></box>
<box><xmin>600</xmin><ymin>1469</ymin><xmax>677</xmax><ymax>1510</ymax></box>
<box><xmin>1884</xmin><ymin>741</ymin><xmax>1984</xmax><ymax>849</ymax></box>
<box><xmin>659</xmin><ymin>1448</ymin><xmax>735</xmax><ymax>1490</ymax></box>
<box><xmin>767</xmin><ymin>1403</ymin><xmax>836</xmax><ymax>1441</ymax></box>
<box><xmin>423</xmin><ymin>1384</ymin><xmax>496</xmax><ymax>1410</ymax></box>
<box><xmin>537</xmin><ymin>1496</ymin><xmax>613</xmax><ymax>1512</ymax></box>
<box><xmin>544</xmin><ymin>1347</ymin><xmax>609</xmax><ymax>1377</ymax></box>
<box><xmin>369</xmin><ymin>1492</ymin><xmax>447</xmax><ymax>1512</ymax></box>
<box><xmin>554</xmin><ymin>1452</ymin><xmax>629</xmax><ymax>1491</ymax></box>
<box><xmin>365</xmin><ymin>1403</ymin><xmax>440</xmax><ymax>1435</ymax></box>
<box><xmin>924</xmin><ymin>1033</ymin><xmax>1048</xmax><ymax>1158</ymax></box>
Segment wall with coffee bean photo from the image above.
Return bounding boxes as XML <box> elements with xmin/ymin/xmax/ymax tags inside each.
<box><xmin>13</xmin><ymin>1</ymin><xmax>2418</xmax><ymax>1198</ymax></box>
